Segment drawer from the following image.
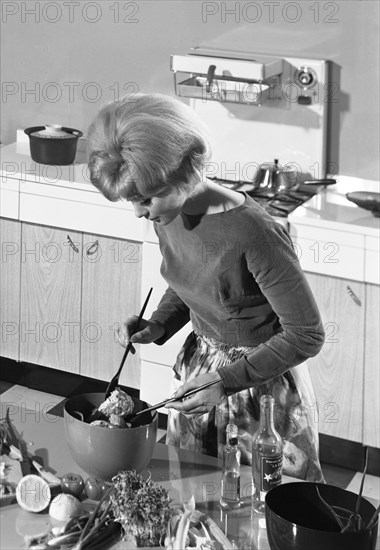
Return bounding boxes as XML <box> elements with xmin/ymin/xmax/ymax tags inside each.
<box><xmin>19</xmin><ymin>186</ymin><xmax>144</xmax><ymax>241</ymax></box>
<box><xmin>290</xmin><ymin>236</ymin><xmax>364</xmax><ymax>281</ymax></box>
<box><xmin>365</xmin><ymin>235</ymin><xmax>380</xmax><ymax>285</ymax></box>
<box><xmin>290</xmin><ymin>224</ymin><xmax>365</xmax><ymax>281</ymax></box>
<box><xmin>0</xmin><ymin>177</ymin><xmax>19</xmax><ymax>219</ymax></box>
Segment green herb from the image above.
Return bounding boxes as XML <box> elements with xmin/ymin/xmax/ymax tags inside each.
<box><xmin>111</xmin><ymin>470</ymin><xmax>172</xmax><ymax>547</ymax></box>
<box><xmin>165</xmin><ymin>504</ymin><xmax>235</xmax><ymax>550</ymax></box>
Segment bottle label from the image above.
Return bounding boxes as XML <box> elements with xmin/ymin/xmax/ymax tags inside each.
<box><xmin>259</xmin><ymin>454</ymin><xmax>282</xmax><ymax>501</ymax></box>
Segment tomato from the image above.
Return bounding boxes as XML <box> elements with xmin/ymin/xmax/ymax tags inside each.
<box><xmin>84</xmin><ymin>477</ymin><xmax>108</xmax><ymax>501</ymax></box>
<box><xmin>60</xmin><ymin>473</ymin><xmax>85</xmax><ymax>498</ymax></box>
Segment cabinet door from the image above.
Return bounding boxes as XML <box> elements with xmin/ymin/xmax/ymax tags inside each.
<box><xmin>0</xmin><ymin>218</ymin><xmax>21</xmax><ymax>360</ymax></box>
<box><xmin>80</xmin><ymin>235</ymin><xmax>141</xmax><ymax>388</ymax></box>
<box><xmin>305</xmin><ymin>273</ymin><xmax>364</xmax><ymax>442</ymax></box>
<box><xmin>363</xmin><ymin>283</ymin><xmax>380</xmax><ymax>447</ymax></box>
<box><xmin>20</xmin><ymin>223</ymin><xmax>82</xmax><ymax>372</ymax></box>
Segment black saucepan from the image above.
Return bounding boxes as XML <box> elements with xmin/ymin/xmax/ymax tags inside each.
<box><xmin>24</xmin><ymin>125</ymin><xmax>83</xmax><ymax>165</ymax></box>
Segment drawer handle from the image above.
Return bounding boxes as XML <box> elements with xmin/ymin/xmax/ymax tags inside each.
<box><xmin>67</xmin><ymin>235</ymin><xmax>79</xmax><ymax>253</ymax></box>
<box><xmin>86</xmin><ymin>240</ymin><xmax>99</xmax><ymax>256</ymax></box>
<box><xmin>347</xmin><ymin>285</ymin><xmax>362</xmax><ymax>306</ymax></box>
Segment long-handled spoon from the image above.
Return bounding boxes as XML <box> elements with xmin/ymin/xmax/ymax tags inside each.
<box><xmin>105</xmin><ymin>287</ymin><xmax>153</xmax><ymax>399</ymax></box>
<box><xmin>86</xmin><ymin>287</ymin><xmax>153</xmax><ymax>423</ymax></box>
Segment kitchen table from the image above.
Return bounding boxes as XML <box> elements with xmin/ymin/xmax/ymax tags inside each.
<box><xmin>1</xmin><ymin>400</ymin><xmax>379</xmax><ymax>549</ymax></box>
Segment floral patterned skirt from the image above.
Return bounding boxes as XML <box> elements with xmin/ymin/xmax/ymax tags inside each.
<box><xmin>166</xmin><ymin>331</ymin><xmax>324</xmax><ymax>482</ymax></box>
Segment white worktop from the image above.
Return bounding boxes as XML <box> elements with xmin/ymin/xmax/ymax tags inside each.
<box><xmin>1</xmin><ymin>138</ymin><xmax>93</xmax><ymax>190</ymax></box>
<box><xmin>288</xmin><ymin>177</ymin><xmax>380</xmax><ymax>238</ymax></box>
<box><xmin>0</xmin><ymin>139</ymin><xmax>152</xmax><ymax>242</ymax></box>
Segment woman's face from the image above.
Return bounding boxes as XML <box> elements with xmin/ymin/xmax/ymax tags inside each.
<box><xmin>129</xmin><ymin>187</ymin><xmax>188</xmax><ymax>226</ymax></box>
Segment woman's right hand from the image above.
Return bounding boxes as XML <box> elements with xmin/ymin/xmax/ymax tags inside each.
<box><xmin>117</xmin><ymin>316</ymin><xmax>165</xmax><ymax>348</ymax></box>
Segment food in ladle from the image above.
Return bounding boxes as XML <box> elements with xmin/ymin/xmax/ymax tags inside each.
<box><xmin>89</xmin><ymin>388</ymin><xmax>134</xmax><ymax>428</ymax></box>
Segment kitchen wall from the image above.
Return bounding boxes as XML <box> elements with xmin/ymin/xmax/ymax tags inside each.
<box><xmin>1</xmin><ymin>0</ymin><xmax>379</xmax><ymax>181</ymax></box>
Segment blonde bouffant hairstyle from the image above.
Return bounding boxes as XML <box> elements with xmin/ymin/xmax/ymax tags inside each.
<box><xmin>87</xmin><ymin>93</ymin><xmax>212</xmax><ymax>201</ymax></box>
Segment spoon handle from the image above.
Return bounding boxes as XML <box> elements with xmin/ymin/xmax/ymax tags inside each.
<box><xmin>105</xmin><ymin>287</ymin><xmax>153</xmax><ymax>398</ymax></box>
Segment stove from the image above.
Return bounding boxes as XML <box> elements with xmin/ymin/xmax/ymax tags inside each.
<box><xmin>212</xmin><ymin>177</ymin><xmax>317</xmax><ymax>219</ymax></box>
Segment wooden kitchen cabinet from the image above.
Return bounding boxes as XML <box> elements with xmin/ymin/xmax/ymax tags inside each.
<box><xmin>17</xmin><ymin>223</ymin><xmax>142</xmax><ymax>387</ymax></box>
<box><xmin>305</xmin><ymin>272</ymin><xmax>365</xmax><ymax>443</ymax></box>
<box><xmin>19</xmin><ymin>222</ymin><xmax>82</xmax><ymax>373</ymax></box>
<box><xmin>363</xmin><ymin>283</ymin><xmax>380</xmax><ymax>448</ymax></box>
<box><xmin>0</xmin><ymin>218</ymin><xmax>21</xmax><ymax>360</ymax></box>
<box><xmin>80</xmin><ymin>234</ymin><xmax>142</xmax><ymax>388</ymax></box>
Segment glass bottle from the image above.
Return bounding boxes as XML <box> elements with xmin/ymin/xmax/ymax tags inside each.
<box><xmin>252</xmin><ymin>395</ymin><xmax>283</xmax><ymax>513</ymax></box>
<box><xmin>220</xmin><ymin>423</ymin><xmax>241</xmax><ymax>509</ymax></box>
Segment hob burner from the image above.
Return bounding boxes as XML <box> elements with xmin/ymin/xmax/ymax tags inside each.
<box><xmin>212</xmin><ymin>178</ymin><xmax>317</xmax><ymax>218</ymax></box>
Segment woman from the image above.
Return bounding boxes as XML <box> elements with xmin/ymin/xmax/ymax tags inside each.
<box><xmin>87</xmin><ymin>93</ymin><xmax>325</xmax><ymax>481</ymax></box>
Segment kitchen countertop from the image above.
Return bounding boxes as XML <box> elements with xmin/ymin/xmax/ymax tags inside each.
<box><xmin>0</xmin><ymin>138</ymin><xmax>378</xmax><ymax>238</ymax></box>
<box><xmin>288</xmin><ymin>178</ymin><xmax>380</xmax><ymax>238</ymax></box>
<box><xmin>0</xmin><ymin>401</ymin><xmax>274</xmax><ymax>550</ymax></box>
<box><xmin>0</xmin><ymin>139</ymin><xmax>93</xmax><ymax>191</ymax></box>
<box><xmin>1</xmin><ymin>401</ymin><xmax>379</xmax><ymax>550</ymax></box>
<box><xmin>0</xmin><ymin>138</ymin><xmax>379</xmax><ymax>282</ymax></box>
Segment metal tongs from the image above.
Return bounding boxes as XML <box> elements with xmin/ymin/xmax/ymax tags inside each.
<box><xmin>127</xmin><ymin>379</ymin><xmax>221</xmax><ymax>422</ymax></box>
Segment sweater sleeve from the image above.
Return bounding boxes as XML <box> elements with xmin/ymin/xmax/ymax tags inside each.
<box><xmin>217</xmin><ymin>222</ymin><xmax>325</xmax><ymax>394</ymax></box>
<box><xmin>150</xmin><ymin>286</ymin><xmax>191</xmax><ymax>345</ymax></box>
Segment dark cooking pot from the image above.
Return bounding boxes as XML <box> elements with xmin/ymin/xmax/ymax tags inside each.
<box><xmin>254</xmin><ymin>159</ymin><xmax>336</xmax><ymax>192</ymax></box>
<box><xmin>266</xmin><ymin>482</ymin><xmax>378</xmax><ymax>550</ymax></box>
<box><xmin>24</xmin><ymin>124</ymin><xmax>83</xmax><ymax>165</ymax></box>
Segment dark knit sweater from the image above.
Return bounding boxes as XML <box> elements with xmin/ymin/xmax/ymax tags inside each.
<box><xmin>150</xmin><ymin>193</ymin><xmax>325</xmax><ymax>395</ymax></box>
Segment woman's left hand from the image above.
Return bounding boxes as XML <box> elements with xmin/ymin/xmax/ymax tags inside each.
<box><xmin>165</xmin><ymin>372</ymin><xmax>225</xmax><ymax>415</ymax></box>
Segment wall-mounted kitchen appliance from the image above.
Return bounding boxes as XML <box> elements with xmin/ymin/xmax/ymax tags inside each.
<box><xmin>171</xmin><ymin>47</ymin><xmax>333</xmax><ymax>184</ymax></box>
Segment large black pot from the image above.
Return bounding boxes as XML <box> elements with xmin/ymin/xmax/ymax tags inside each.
<box><xmin>24</xmin><ymin>125</ymin><xmax>83</xmax><ymax>165</ymax></box>
<box><xmin>265</xmin><ymin>482</ymin><xmax>378</xmax><ymax>550</ymax></box>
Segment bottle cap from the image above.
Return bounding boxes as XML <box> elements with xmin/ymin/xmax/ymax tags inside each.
<box><xmin>226</xmin><ymin>423</ymin><xmax>238</xmax><ymax>443</ymax></box>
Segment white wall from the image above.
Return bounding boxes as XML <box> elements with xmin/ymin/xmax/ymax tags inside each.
<box><xmin>1</xmin><ymin>1</ymin><xmax>379</xmax><ymax>180</ymax></box>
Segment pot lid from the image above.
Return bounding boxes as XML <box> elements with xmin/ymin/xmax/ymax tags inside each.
<box><xmin>259</xmin><ymin>159</ymin><xmax>297</xmax><ymax>172</ymax></box>
<box><xmin>31</xmin><ymin>125</ymin><xmax>76</xmax><ymax>139</ymax></box>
